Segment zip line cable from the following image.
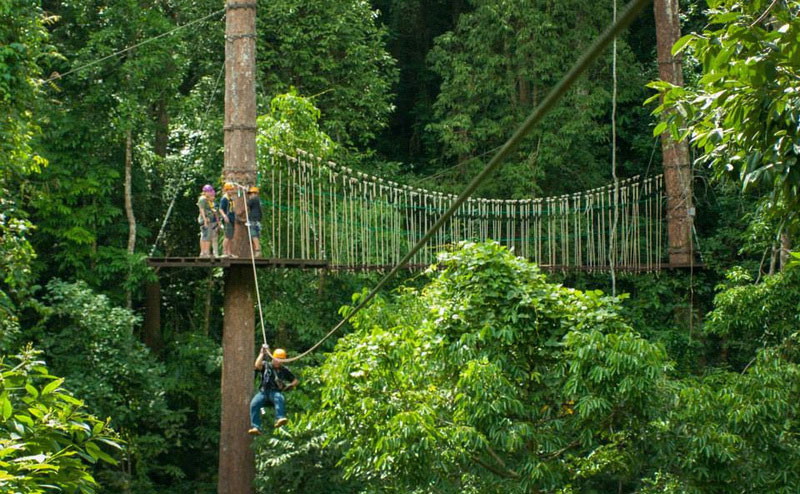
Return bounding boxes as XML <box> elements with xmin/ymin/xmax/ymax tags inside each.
<box><xmin>47</xmin><ymin>8</ymin><xmax>226</xmax><ymax>83</ymax></box>
<box><xmin>610</xmin><ymin>0</ymin><xmax>619</xmax><ymax>296</ymax></box>
<box><xmin>149</xmin><ymin>62</ymin><xmax>226</xmax><ymax>256</ymax></box>
<box><xmin>412</xmin><ymin>145</ymin><xmax>504</xmax><ymax>185</ymax></box>
<box><xmin>266</xmin><ymin>0</ymin><xmax>652</xmax><ymax>364</ymax></box>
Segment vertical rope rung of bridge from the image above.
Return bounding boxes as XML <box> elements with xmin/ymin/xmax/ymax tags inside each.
<box><xmin>262</xmin><ymin>148</ymin><xmax>665</xmax><ymax>273</ymax></box>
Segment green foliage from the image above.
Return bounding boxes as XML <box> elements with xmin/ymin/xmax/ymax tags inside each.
<box><xmin>35</xmin><ymin>280</ymin><xmax>186</xmax><ymax>492</ymax></box>
<box><xmin>0</xmin><ymin>197</ymin><xmax>37</xmax><ymax>351</ymax></box>
<box><xmin>255</xmin><ymin>412</ymin><xmax>361</xmax><ymax>494</ymax></box>
<box><xmin>642</xmin><ymin>338</ymin><xmax>800</xmax><ymax>493</ymax></box>
<box><xmin>157</xmin><ymin>333</ymin><xmax>222</xmax><ymax>494</ymax></box>
<box><xmin>0</xmin><ymin>346</ymin><xmax>121</xmax><ymax>494</ymax></box>
<box><xmin>258</xmin><ymin>0</ymin><xmax>397</xmax><ymax>147</ymax></box>
<box><xmin>648</xmin><ymin>0</ymin><xmax>800</xmax><ymax>228</ymax></box>
<box><xmin>28</xmin><ymin>0</ymin><xmax>221</xmax><ymax>294</ymax></box>
<box><xmin>257</xmin><ymin>90</ymin><xmax>335</xmax><ymax>161</ymax></box>
<box><xmin>253</xmin><ymin>269</ymin><xmax>415</xmax><ymax>494</ymax></box>
<box><xmin>706</xmin><ymin>265</ymin><xmax>800</xmax><ymax>370</ymax></box>
<box><xmin>634</xmin><ymin>261</ymin><xmax>800</xmax><ymax>493</ymax></box>
<box><xmin>314</xmin><ymin>241</ymin><xmax>670</xmax><ymax>493</ymax></box>
<box><xmin>427</xmin><ymin>0</ymin><xmax>649</xmax><ymax>197</ymax></box>
<box><xmin>0</xmin><ymin>0</ymin><xmax>54</xmax><ymax>176</ymax></box>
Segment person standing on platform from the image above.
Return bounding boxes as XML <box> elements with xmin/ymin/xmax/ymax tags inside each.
<box><xmin>220</xmin><ymin>183</ymin><xmax>236</xmax><ymax>257</ymax></box>
<box><xmin>246</xmin><ymin>186</ymin><xmax>262</xmax><ymax>258</ymax></box>
<box><xmin>197</xmin><ymin>184</ymin><xmax>220</xmax><ymax>257</ymax></box>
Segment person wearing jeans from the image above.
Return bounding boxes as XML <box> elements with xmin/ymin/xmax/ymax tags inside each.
<box><xmin>249</xmin><ymin>346</ymin><xmax>297</xmax><ymax>434</ymax></box>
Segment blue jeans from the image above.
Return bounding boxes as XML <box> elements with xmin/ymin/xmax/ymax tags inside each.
<box><xmin>250</xmin><ymin>390</ymin><xmax>285</xmax><ymax>430</ymax></box>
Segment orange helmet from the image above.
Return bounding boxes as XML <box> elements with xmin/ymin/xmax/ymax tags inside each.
<box><xmin>248</xmin><ymin>186</ymin><xmax>259</xmax><ymax>193</ymax></box>
<box><xmin>223</xmin><ymin>182</ymin><xmax>234</xmax><ymax>191</ymax></box>
<box><xmin>272</xmin><ymin>348</ymin><xmax>287</xmax><ymax>359</ymax></box>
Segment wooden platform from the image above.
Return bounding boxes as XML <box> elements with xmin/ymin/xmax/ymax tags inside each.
<box><xmin>147</xmin><ymin>257</ymin><xmax>329</xmax><ymax>269</ymax></box>
<box><xmin>147</xmin><ymin>257</ymin><xmax>701</xmax><ymax>272</ymax></box>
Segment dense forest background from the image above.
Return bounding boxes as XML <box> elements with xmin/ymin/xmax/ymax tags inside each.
<box><xmin>2</xmin><ymin>0</ymin><xmax>799</xmax><ymax>493</ymax></box>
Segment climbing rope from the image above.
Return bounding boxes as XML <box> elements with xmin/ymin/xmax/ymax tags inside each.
<box><xmin>252</xmin><ymin>0</ymin><xmax>652</xmax><ymax>364</ymax></box>
<box><xmin>149</xmin><ymin>62</ymin><xmax>226</xmax><ymax>257</ymax></box>
<box><xmin>238</xmin><ymin>185</ymin><xmax>271</xmax><ymax>349</ymax></box>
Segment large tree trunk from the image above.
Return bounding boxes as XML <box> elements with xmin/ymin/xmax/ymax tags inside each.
<box><xmin>124</xmin><ymin>129</ymin><xmax>136</xmax><ymax>308</ymax></box>
<box><xmin>654</xmin><ymin>0</ymin><xmax>693</xmax><ymax>267</ymax></box>
<box><xmin>143</xmin><ymin>100</ymin><xmax>170</xmax><ymax>352</ymax></box>
<box><xmin>219</xmin><ymin>0</ymin><xmax>258</xmax><ymax>492</ymax></box>
<box><xmin>780</xmin><ymin>233</ymin><xmax>791</xmax><ymax>271</ymax></box>
<box><xmin>143</xmin><ymin>281</ymin><xmax>163</xmax><ymax>354</ymax></box>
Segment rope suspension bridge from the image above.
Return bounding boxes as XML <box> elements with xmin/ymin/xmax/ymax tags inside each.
<box><xmin>47</xmin><ymin>0</ymin><xmax>693</xmax><ymax>489</ymax></box>
<box><xmin>258</xmin><ymin>149</ymin><xmax>665</xmax><ymax>272</ymax></box>
<box><xmin>130</xmin><ymin>0</ymin><xmax>692</xmax><ymax>490</ymax></box>
<box><xmin>148</xmin><ymin>149</ymin><xmax>666</xmax><ymax>273</ymax></box>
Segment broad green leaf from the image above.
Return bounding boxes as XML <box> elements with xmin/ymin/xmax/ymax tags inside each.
<box><xmin>41</xmin><ymin>378</ymin><xmax>63</xmax><ymax>396</ymax></box>
<box><xmin>1</xmin><ymin>396</ymin><xmax>11</xmax><ymax>421</ymax></box>
<box><xmin>25</xmin><ymin>384</ymin><xmax>38</xmax><ymax>399</ymax></box>
<box><xmin>671</xmin><ymin>34</ymin><xmax>695</xmax><ymax>56</ymax></box>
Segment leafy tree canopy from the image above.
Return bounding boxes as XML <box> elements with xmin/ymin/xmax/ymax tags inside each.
<box><xmin>257</xmin><ymin>89</ymin><xmax>336</xmax><ymax>162</ymax></box>
<box><xmin>35</xmin><ymin>280</ymin><xmax>186</xmax><ymax>491</ymax></box>
<box><xmin>649</xmin><ymin>0</ymin><xmax>800</xmax><ymax>228</ymax></box>
<box><xmin>0</xmin><ymin>0</ymin><xmax>54</xmax><ymax>176</ymax></box>
<box><xmin>427</xmin><ymin>0</ymin><xmax>648</xmax><ymax>197</ymax></box>
<box><xmin>639</xmin><ymin>265</ymin><xmax>800</xmax><ymax>493</ymax></box>
<box><xmin>314</xmin><ymin>241</ymin><xmax>670</xmax><ymax>493</ymax></box>
<box><xmin>0</xmin><ymin>346</ymin><xmax>120</xmax><ymax>494</ymax></box>
<box><xmin>258</xmin><ymin>0</ymin><xmax>398</xmax><ymax>147</ymax></box>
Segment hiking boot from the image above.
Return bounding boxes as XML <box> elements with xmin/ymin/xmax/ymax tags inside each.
<box><xmin>274</xmin><ymin>417</ymin><xmax>288</xmax><ymax>428</ymax></box>
<box><xmin>247</xmin><ymin>427</ymin><xmax>261</xmax><ymax>436</ymax></box>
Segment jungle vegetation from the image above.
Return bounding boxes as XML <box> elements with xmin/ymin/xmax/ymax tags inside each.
<box><xmin>1</xmin><ymin>0</ymin><xmax>799</xmax><ymax>492</ymax></box>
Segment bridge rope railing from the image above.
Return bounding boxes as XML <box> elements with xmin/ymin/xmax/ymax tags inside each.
<box><xmin>245</xmin><ymin>0</ymin><xmax>653</xmax><ymax>364</ymax></box>
<box><xmin>261</xmin><ymin>148</ymin><xmax>664</xmax><ymax>272</ymax></box>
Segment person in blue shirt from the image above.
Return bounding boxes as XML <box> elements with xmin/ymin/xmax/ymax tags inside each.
<box><xmin>219</xmin><ymin>183</ymin><xmax>236</xmax><ymax>257</ymax></box>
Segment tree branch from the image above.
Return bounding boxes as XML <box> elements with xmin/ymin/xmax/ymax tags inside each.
<box><xmin>486</xmin><ymin>445</ymin><xmax>513</xmax><ymax>473</ymax></box>
<box><xmin>750</xmin><ymin>0</ymin><xmax>780</xmax><ymax>27</ymax></box>
<box><xmin>541</xmin><ymin>439</ymin><xmax>580</xmax><ymax>461</ymax></box>
<box><xmin>470</xmin><ymin>454</ymin><xmax>520</xmax><ymax>479</ymax></box>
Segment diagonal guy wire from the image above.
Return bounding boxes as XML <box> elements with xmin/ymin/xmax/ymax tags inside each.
<box><xmin>279</xmin><ymin>0</ymin><xmax>653</xmax><ymax>363</ymax></box>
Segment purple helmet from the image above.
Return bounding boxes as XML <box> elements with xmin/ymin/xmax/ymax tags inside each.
<box><xmin>202</xmin><ymin>184</ymin><xmax>215</xmax><ymax>194</ymax></box>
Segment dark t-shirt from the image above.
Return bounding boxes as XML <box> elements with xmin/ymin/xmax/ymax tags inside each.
<box><xmin>259</xmin><ymin>364</ymin><xmax>295</xmax><ymax>392</ymax></box>
<box><xmin>220</xmin><ymin>194</ymin><xmax>235</xmax><ymax>222</ymax></box>
<box><xmin>247</xmin><ymin>196</ymin><xmax>262</xmax><ymax>223</ymax></box>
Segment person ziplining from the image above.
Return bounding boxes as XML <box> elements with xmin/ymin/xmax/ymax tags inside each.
<box><xmin>249</xmin><ymin>345</ymin><xmax>298</xmax><ymax>434</ymax></box>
